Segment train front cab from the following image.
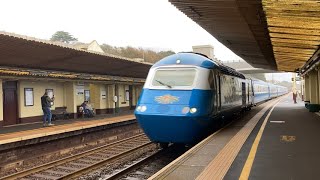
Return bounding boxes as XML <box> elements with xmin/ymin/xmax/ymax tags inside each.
<box><xmin>135</xmin><ymin>66</ymin><xmax>219</xmax><ymax>144</ymax></box>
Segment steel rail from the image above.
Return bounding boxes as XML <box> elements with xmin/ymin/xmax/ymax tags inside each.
<box><xmin>0</xmin><ymin>133</ymin><xmax>147</xmax><ymax>180</ymax></box>
<box><xmin>58</xmin><ymin>142</ymin><xmax>154</xmax><ymax>179</ymax></box>
<box><xmin>104</xmin><ymin>150</ymin><xmax>161</xmax><ymax>180</ymax></box>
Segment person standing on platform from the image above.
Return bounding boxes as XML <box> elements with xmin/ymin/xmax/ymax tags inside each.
<box><xmin>293</xmin><ymin>90</ymin><xmax>297</xmax><ymax>104</ymax></box>
<box><xmin>41</xmin><ymin>91</ymin><xmax>55</xmax><ymax>126</ymax></box>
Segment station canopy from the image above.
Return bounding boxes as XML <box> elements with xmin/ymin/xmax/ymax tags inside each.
<box><xmin>170</xmin><ymin>0</ymin><xmax>320</xmax><ymax>72</ymax></box>
<box><xmin>0</xmin><ymin>32</ymin><xmax>152</xmax><ymax>78</ymax></box>
<box><xmin>263</xmin><ymin>0</ymin><xmax>320</xmax><ymax>72</ymax></box>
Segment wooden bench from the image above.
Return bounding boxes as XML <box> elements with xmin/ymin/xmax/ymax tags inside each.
<box><xmin>52</xmin><ymin>107</ymin><xmax>71</xmax><ymax>120</ymax></box>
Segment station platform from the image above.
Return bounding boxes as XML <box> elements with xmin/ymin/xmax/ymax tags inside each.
<box><xmin>0</xmin><ymin>111</ymin><xmax>135</xmax><ymax>147</ymax></box>
<box><xmin>150</xmin><ymin>94</ymin><xmax>320</xmax><ymax>180</ymax></box>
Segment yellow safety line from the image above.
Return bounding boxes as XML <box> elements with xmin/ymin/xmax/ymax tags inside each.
<box><xmin>239</xmin><ymin>99</ymin><xmax>282</xmax><ymax>179</ymax></box>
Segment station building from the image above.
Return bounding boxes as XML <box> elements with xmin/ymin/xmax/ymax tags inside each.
<box><xmin>0</xmin><ymin>32</ymin><xmax>151</xmax><ymax>127</ymax></box>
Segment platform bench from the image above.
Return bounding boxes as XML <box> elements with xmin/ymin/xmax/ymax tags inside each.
<box><xmin>52</xmin><ymin>107</ymin><xmax>70</xmax><ymax>120</ymax></box>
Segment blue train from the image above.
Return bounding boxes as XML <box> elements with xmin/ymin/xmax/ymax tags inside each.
<box><xmin>134</xmin><ymin>52</ymin><xmax>287</xmax><ymax>145</ymax></box>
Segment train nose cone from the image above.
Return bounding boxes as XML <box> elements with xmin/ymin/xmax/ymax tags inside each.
<box><xmin>135</xmin><ymin>113</ymin><xmax>212</xmax><ymax>144</ymax></box>
<box><xmin>156</xmin><ymin>105</ymin><xmax>170</xmax><ymax>113</ymax></box>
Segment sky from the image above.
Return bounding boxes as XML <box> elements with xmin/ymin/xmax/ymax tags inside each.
<box><xmin>265</xmin><ymin>73</ymin><xmax>293</xmax><ymax>82</ymax></box>
<box><xmin>0</xmin><ymin>0</ymin><xmax>291</xmax><ymax>81</ymax></box>
<box><xmin>0</xmin><ymin>0</ymin><xmax>241</xmax><ymax>60</ymax></box>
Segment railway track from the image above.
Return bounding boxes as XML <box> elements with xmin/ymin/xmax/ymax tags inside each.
<box><xmin>1</xmin><ymin>134</ymin><xmax>152</xmax><ymax>180</ymax></box>
<box><xmin>102</xmin><ymin>150</ymin><xmax>160</xmax><ymax>180</ymax></box>
<box><xmin>101</xmin><ymin>144</ymin><xmax>190</xmax><ymax>180</ymax></box>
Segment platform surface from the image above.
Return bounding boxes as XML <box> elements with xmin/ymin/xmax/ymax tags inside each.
<box><xmin>150</xmin><ymin>97</ymin><xmax>278</xmax><ymax>180</ymax></box>
<box><xmin>150</xmin><ymin>94</ymin><xmax>320</xmax><ymax>180</ymax></box>
<box><xmin>0</xmin><ymin>111</ymin><xmax>135</xmax><ymax>145</ymax></box>
<box><xmin>226</xmin><ymin>95</ymin><xmax>320</xmax><ymax>180</ymax></box>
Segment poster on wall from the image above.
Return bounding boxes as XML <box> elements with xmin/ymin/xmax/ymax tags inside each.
<box><xmin>126</xmin><ymin>90</ymin><xmax>130</xmax><ymax>101</ymax></box>
<box><xmin>84</xmin><ymin>90</ymin><xmax>90</xmax><ymax>101</ymax></box>
<box><xmin>25</xmin><ymin>88</ymin><xmax>34</xmax><ymax>106</ymax></box>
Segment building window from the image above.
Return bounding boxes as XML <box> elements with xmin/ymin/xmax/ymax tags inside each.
<box><xmin>24</xmin><ymin>88</ymin><xmax>34</xmax><ymax>106</ymax></box>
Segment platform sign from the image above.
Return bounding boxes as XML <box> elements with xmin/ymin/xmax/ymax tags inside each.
<box><xmin>76</xmin><ymin>86</ymin><xmax>84</xmax><ymax>95</ymax></box>
<box><xmin>101</xmin><ymin>90</ymin><xmax>107</xmax><ymax>99</ymax></box>
<box><xmin>292</xmin><ymin>77</ymin><xmax>301</xmax><ymax>81</ymax></box>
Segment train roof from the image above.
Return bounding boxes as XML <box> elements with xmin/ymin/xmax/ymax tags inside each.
<box><xmin>218</xmin><ymin>63</ymin><xmax>245</xmax><ymax>79</ymax></box>
<box><xmin>153</xmin><ymin>52</ymin><xmax>245</xmax><ymax>79</ymax></box>
<box><xmin>251</xmin><ymin>78</ymin><xmax>288</xmax><ymax>89</ymax></box>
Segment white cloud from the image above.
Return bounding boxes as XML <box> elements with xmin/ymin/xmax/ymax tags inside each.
<box><xmin>265</xmin><ymin>73</ymin><xmax>293</xmax><ymax>82</ymax></box>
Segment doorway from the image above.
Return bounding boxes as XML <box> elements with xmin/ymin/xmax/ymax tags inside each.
<box><xmin>129</xmin><ymin>85</ymin><xmax>133</xmax><ymax>109</ymax></box>
<box><xmin>242</xmin><ymin>82</ymin><xmax>246</xmax><ymax>106</ymax></box>
<box><xmin>3</xmin><ymin>81</ymin><xmax>18</xmax><ymax>126</ymax></box>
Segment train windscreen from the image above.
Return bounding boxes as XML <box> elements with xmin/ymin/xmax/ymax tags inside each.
<box><xmin>152</xmin><ymin>68</ymin><xmax>196</xmax><ymax>88</ymax></box>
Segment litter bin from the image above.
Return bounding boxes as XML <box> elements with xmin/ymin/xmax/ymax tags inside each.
<box><xmin>305</xmin><ymin>101</ymin><xmax>310</xmax><ymax>109</ymax></box>
<box><xmin>308</xmin><ymin>104</ymin><xmax>320</xmax><ymax>112</ymax></box>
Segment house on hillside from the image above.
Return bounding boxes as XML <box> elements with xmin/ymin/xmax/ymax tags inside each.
<box><xmin>73</xmin><ymin>40</ymin><xmax>105</xmax><ymax>54</ymax></box>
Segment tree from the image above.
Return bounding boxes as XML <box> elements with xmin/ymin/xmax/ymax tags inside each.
<box><xmin>50</xmin><ymin>31</ymin><xmax>78</xmax><ymax>43</ymax></box>
<box><xmin>100</xmin><ymin>44</ymin><xmax>175</xmax><ymax>64</ymax></box>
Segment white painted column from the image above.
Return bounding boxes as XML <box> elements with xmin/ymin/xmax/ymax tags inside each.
<box><xmin>309</xmin><ymin>70</ymin><xmax>319</xmax><ymax>104</ymax></box>
<box><xmin>305</xmin><ymin>75</ymin><xmax>310</xmax><ymax>102</ymax></box>
<box><xmin>0</xmin><ymin>79</ymin><xmax>3</xmax><ymax>123</ymax></box>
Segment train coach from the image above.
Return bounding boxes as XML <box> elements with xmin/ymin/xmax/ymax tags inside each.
<box><xmin>251</xmin><ymin>79</ymin><xmax>288</xmax><ymax>104</ymax></box>
<box><xmin>135</xmin><ymin>52</ymin><xmax>287</xmax><ymax>146</ymax></box>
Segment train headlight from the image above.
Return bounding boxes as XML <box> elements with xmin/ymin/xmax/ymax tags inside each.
<box><xmin>136</xmin><ymin>106</ymin><xmax>142</xmax><ymax>111</ymax></box>
<box><xmin>182</xmin><ymin>107</ymin><xmax>190</xmax><ymax>114</ymax></box>
<box><xmin>140</xmin><ymin>105</ymin><xmax>147</xmax><ymax>112</ymax></box>
<box><xmin>190</xmin><ymin>108</ymin><xmax>197</xmax><ymax>114</ymax></box>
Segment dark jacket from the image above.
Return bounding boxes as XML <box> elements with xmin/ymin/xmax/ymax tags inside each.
<box><xmin>81</xmin><ymin>102</ymin><xmax>87</xmax><ymax>109</ymax></box>
<box><xmin>41</xmin><ymin>95</ymin><xmax>53</xmax><ymax>108</ymax></box>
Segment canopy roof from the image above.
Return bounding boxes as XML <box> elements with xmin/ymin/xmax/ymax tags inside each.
<box><xmin>263</xmin><ymin>0</ymin><xmax>320</xmax><ymax>72</ymax></box>
<box><xmin>170</xmin><ymin>0</ymin><xmax>320</xmax><ymax>72</ymax></box>
<box><xmin>0</xmin><ymin>32</ymin><xmax>152</xmax><ymax>78</ymax></box>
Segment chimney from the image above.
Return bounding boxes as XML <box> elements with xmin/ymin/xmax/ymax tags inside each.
<box><xmin>192</xmin><ymin>45</ymin><xmax>214</xmax><ymax>59</ymax></box>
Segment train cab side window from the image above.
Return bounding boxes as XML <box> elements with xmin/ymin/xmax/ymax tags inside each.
<box><xmin>208</xmin><ymin>70</ymin><xmax>215</xmax><ymax>89</ymax></box>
